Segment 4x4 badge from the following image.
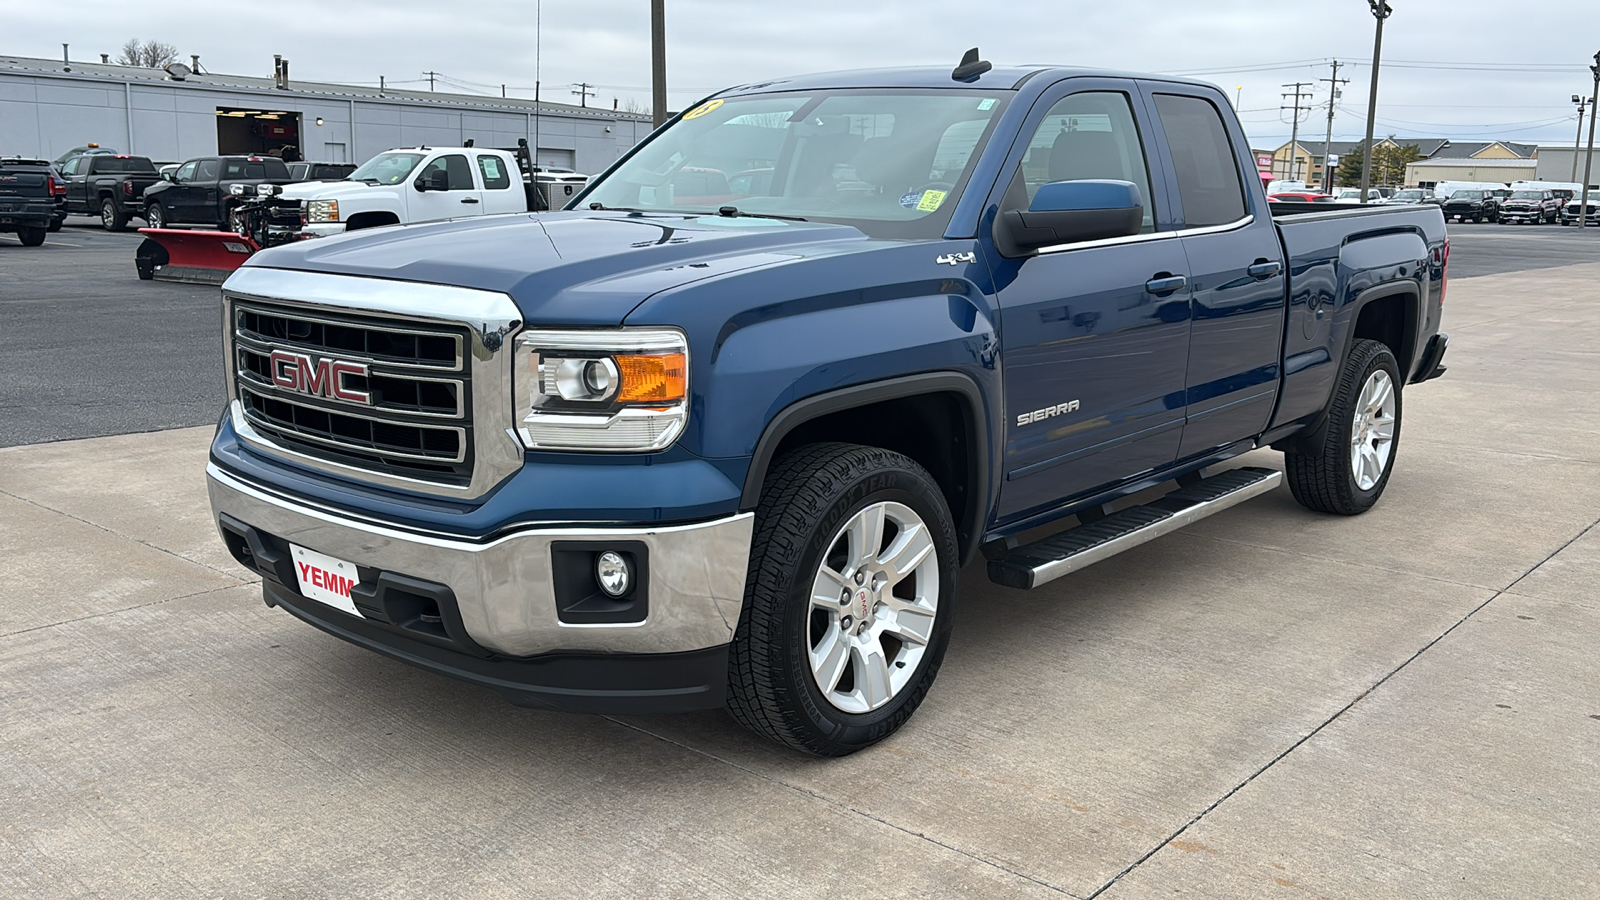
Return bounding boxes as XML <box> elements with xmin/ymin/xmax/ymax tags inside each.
<box><xmin>936</xmin><ymin>252</ymin><xmax>976</xmax><ymax>266</ymax></box>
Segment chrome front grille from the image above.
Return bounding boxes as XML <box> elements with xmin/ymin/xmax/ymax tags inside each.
<box><xmin>230</xmin><ymin>300</ymin><xmax>475</xmax><ymax>485</ymax></box>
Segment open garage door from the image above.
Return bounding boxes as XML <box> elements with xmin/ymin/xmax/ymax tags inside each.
<box><xmin>216</xmin><ymin>107</ymin><xmax>304</xmax><ymax>160</ymax></box>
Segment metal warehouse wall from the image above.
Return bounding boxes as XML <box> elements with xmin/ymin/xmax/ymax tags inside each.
<box><xmin>0</xmin><ymin>67</ymin><xmax>649</xmax><ymax>173</ymax></box>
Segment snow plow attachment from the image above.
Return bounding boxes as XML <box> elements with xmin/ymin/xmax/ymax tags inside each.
<box><xmin>135</xmin><ymin>229</ymin><xmax>260</xmax><ymax>284</ymax></box>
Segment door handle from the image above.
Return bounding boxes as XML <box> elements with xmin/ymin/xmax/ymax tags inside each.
<box><xmin>460</xmin><ymin>197</ymin><xmax>480</xmax><ymax>204</ymax></box>
<box><xmin>1145</xmin><ymin>274</ymin><xmax>1188</xmax><ymax>296</ymax></box>
<box><xmin>1247</xmin><ymin>260</ymin><xmax>1282</xmax><ymax>280</ymax></box>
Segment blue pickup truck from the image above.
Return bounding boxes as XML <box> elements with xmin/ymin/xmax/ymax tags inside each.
<box><xmin>207</xmin><ymin>53</ymin><xmax>1449</xmax><ymax>756</ymax></box>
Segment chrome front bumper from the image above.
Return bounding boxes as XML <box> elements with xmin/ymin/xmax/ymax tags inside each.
<box><xmin>206</xmin><ymin>464</ymin><xmax>752</xmax><ymax>657</ymax></box>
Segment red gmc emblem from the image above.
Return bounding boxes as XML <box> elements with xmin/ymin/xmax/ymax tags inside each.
<box><xmin>268</xmin><ymin>350</ymin><xmax>371</xmax><ymax>404</ymax></box>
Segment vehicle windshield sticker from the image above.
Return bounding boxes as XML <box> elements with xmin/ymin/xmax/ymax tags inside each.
<box><xmin>916</xmin><ymin>190</ymin><xmax>947</xmax><ymax>212</ymax></box>
<box><xmin>977</xmin><ymin>98</ymin><xmax>996</xmax><ymax>110</ymax></box>
<box><xmin>899</xmin><ymin>191</ymin><xmax>924</xmax><ymax>209</ymax></box>
<box><xmin>683</xmin><ymin>99</ymin><xmax>724</xmax><ymax>120</ymax></box>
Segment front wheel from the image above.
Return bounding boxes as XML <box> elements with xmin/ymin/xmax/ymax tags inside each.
<box><xmin>1284</xmin><ymin>339</ymin><xmax>1402</xmax><ymax>515</ymax></box>
<box><xmin>726</xmin><ymin>443</ymin><xmax>959</xmax><ymax>756</ymax></box>
<box><xmin>144</xmin><ymin>202</ymin><xmax>166</xmax><ymax>230</ymax></box>
<box><xmin>100</xmin><ymin>197</ymin><xmax>127</xmax><ymax>231</ymax></box>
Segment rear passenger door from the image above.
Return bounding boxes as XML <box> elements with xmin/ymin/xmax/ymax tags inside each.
<box><xmin>986</xmin><ymin>81</ymin><xmax>1193</xmax><ymax>524</ymax></box>
<box><xmin>1143</xmin><ymin>87</ymin><xmax>1287</xmax><ymax>459</ymax></box>
<box><xmin>475</xmin><ymin>153</ymin><xmax>522</xmax><ymax>214</ymax></box>
<box><xmin>192</xmin><ymin>158</ymin><xmax>223</xmax><ymax>225</ymax></box>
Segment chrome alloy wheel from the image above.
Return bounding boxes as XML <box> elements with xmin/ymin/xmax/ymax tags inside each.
<box><xmin>1350</xmin><ymin>369</ymin><xmax>1397</xmax><ymax>491</ymax></box>
<box><xmin>807</xmin><ymin>501</ymin><xmax>940</xmax><ymax>714</ymax></box>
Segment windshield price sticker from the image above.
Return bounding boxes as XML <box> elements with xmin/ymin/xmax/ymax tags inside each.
<box><xmin>900</xmin><ymin>189</ymin><xmax>948</xmax><ymax>212</ymax></box>
<box><xmin>683</xmin><ymin>99</ymin><xmax>725</xmax><ymax>120</ymax></box>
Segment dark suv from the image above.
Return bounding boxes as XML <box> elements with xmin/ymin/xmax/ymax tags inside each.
<box><xmin>141</xmin><ymin>156</ymin><xmax>294</xmax><ymax>229</ymax></box>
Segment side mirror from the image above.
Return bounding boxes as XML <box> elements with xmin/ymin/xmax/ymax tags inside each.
<box><xmin>997</xmin><ymin>179</ymin><xmax>1144</xmax><ymax>255</ymax></box>
<box><xmin>415</xmin><ymin>169</ymin><xmax>449</xmax><ymax>192</ymax></box>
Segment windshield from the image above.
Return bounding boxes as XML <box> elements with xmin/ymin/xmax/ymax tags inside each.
<box><xmin>579</xmin><ymin>89</ymin><xmax>1012</xmax><ymax>239</ymax></box>
<box><xmin>1510</xmin><ymin>191</ymin><xmax>1542</xmax><ymax>199</ymax></box>
<box><xmin>349</xmin><ymin>152</ymin><xmax>426</xmax><ymax>185</ymax></box>
<box><xmin>1393</xmin><ymin>190</ymin><xmax>1425</xmax><ymax>200</ymax></box>
<box><xmin>1455</xmin><ymin>191</ymin><xmax>1484</xmax><ymax>199</ymax></box>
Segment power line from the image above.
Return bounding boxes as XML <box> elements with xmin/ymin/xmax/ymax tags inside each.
<box><xmin>1280</xmin><ymin>81</ymin><xmax>1314</xmax><ymax>181</ymax></box>
<box><xmin>1320</xmin><ymin>60</ymin><xmax>1350</xmax><ymax>190</ymax></box>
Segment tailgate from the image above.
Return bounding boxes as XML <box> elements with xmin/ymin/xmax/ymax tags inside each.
<box><xmin>0</xmin><ymin>172</ymin><xmax>50</xmax><ymax>198</ymax></box>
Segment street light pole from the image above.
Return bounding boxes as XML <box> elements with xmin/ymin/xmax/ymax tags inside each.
<box><xmin>1579</xmin><ymin>51</ymin><xmax>1600</xmax><ymax>230</ymax></box>
<box><xmin>651</xmin><ymin>0</ymin><xmax>667</xmax><ymax>130</ymax></box>
<box><xmin>1359</xmin><ymin>0</ymin><xmax>1393</xmax><ymax>204</ymax></box>
<box><xmin>1572</xmin><ymin>95</ymin><xmax>1590</xmax><ymax>184</ymax></box>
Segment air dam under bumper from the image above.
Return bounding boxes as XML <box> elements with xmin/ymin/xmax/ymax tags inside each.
<box><xmin>207</xmin><ymin>464</ymin><xmax>752</xmax><ymax>713</ymax></box>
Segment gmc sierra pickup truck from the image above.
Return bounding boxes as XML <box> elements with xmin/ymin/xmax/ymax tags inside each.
<box><xmin>207</xmin><ymin>54</ymin><xmax>1449</xmax><ymax>756</ymax></box>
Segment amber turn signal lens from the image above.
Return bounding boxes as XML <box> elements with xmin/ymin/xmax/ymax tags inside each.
<box><xmin>615</xmin><ymin>352</ymin><xmax>687</xmax><ymax>403</ymax></box>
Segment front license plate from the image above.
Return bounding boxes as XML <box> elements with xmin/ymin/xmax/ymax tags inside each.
<box><xmin>291</xmin><ymin>544</ymin><xmax>361</xmax><ymax>615</ymax></box>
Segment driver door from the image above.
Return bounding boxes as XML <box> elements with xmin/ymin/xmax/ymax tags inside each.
<box><xmin>408</xmin><ymin>154</ymin><xmax>482</xmax><ymax>223</ymax></box>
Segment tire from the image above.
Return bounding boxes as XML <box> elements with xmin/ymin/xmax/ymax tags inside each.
<box><xmin>18</xmin><ymin>226</ymin><xmax>46</xmax><ymax>246</ymax></box>
<box><xmin>47</xmin><ymin>217</ymin><xmax>62</xmax><ymax>233</ymax></box>
<box><xmin>1285</xmin><ymin>339</ymin><xmax>1402</xmax><ymax>516</ymax></box>
<box><xmin>100</xmin><ymin>197</ymin><xmax>127</xmax><ymax>231</ymax></box>
<box><xmin>145</xmin><ymin>202</ymin><xmax>166</xmax><ymax>230</ymax></box>
<box><xmin>726</xmin><ymin>443</ymin><xmax>959</xmax><ymax>756</ymax></box>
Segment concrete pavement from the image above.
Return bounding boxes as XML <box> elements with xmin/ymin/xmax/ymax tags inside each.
<box><xmin>2</xmin><ymin>261</ymin><xmax>1597</xmax><ymax>898</ymax></box>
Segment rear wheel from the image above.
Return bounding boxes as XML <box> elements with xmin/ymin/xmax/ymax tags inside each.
<box><xmin>144</xmin><ymin>202</ymin><xmax>166</xmax><ymax>230</ymax></box>
<box><xmin>100</xmin><ymin>197</ymin><xmax>127</xmax><ymax>231</ymax></box>
<box><xmin>727</xmin><ymin>443</ymin><xmax>959</xmax><ymax>756</ymax></box>
<box><xmin>1284</xmin><ymin>339</ymin><xmax>1402</xmax><ymax>516</ymax></box>
<box><xmin>18</xmin><ymin>226</ymin><xmax>46</xmax><ymax>246</ymax></box>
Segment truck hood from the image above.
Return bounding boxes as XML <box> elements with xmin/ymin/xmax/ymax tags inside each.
<box><xmin>276</xmin><ymin>180</ymin><xmax>395</xmax><ymax>202</ymax></box>
<box><xmin>242</xmin><ymin>209</ymin><xmax>865</xmax><ymax>325</ymax></box>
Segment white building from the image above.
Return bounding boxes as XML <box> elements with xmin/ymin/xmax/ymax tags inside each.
<box><xmin>0</xmin><ymin>54</ymin><xmax>651</xmax><ymax>174</ymax></box>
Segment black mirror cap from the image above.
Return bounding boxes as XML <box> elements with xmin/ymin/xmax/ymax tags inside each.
<box><xmin>996</xmin><ymin>206</ymin><xmax>1143</xmax><ymax>256</ymax></box>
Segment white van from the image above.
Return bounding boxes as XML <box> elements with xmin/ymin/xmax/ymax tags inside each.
<box><xmin>1434</xmin><ymin>181</ymin><xmax>1509</xmax><ymax>200</ymax></box>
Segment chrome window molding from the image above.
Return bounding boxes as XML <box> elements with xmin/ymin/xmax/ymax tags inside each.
<box><xmin>1036</xmin><ymin>214</ymin><xmax>1254</xmax><ymax>255</ymax></box>
<box><xmin>220</xmin><ymin>267</ymin><xmax>526</xmax><ymax>500</ymax></box>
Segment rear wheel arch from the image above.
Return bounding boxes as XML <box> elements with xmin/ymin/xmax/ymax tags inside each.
<box><xmin>741</xmin><ymin>373</ymin><xmax>989</xmax><ymax>565</ymax></box>
<box><xmin>1347</xmin><ymin>283</ymin><xmax>1420</xmax><ymax>381</ymax></box>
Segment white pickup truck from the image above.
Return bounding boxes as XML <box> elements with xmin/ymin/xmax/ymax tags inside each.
<box><xmin>278</xmin><ymin>147</ymin><xmax>529</xmax><ymax>236</ymax></box>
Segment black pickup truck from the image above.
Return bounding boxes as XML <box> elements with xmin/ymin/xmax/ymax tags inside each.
<box><xmin>140</xmin><ymin>155</ymin><xmax>295</xmax><ymax>230</ymax></box>
<box><xmin>0</xmin><ymin>158</ymin><xmax>56</xmax><ymax>245</ymax></box>
<box><xmin>59</xmin><ymin>154</ymin><xmax>162</xmax><ymax>230</ymax></box>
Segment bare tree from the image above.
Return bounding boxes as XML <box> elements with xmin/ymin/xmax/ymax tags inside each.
<box><xmin>116</xmin><ymin>39</ymin><xmax>180</xmax><ymax>68</ymax></box>
<box><xmin>617</xmin><ymin>97</ymin><xmax>650</xmax><ymax>115</ymax></box>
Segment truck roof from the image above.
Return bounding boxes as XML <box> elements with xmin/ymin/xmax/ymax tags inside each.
<box><xmin>716</xmin><ymin>65</ymin><xmax>1217</xmax><ymax>96</ymax></box>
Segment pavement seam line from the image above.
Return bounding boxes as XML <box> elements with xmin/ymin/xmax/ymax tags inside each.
<box><xmin>1084</xmin><ymin>510</ymin><xmax>1600</xmax><ymax>898</ymax></box>
<box><xmin>600</xmin><ymin>716</ymin><xmax>1081</xmax><ymax>899</ymax></box>
<box><xmin>0</xmin><ymin>582</ymin><xmax>247</xmax><ymax>640</ymax></box>
<box><xmin>1172</xmin><ymin>530</ymin><xmax>1502</xmax><ymax>593</ymax></box>
<box><xmin>0</xmin><ymin>485</ymin><xmax>252</xmax><ymax>584</ymax></box>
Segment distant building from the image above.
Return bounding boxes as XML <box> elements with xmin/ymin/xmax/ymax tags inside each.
<box><xmin>1530</xmin><ymin>147</ymin><xmax>1600</xmax><ymax>189</ymax></box>
<box><xmin>0</xmin><ymin>54</ymin><xmax>651</xmax><ymax>173</ymax></box>
<box><xmin>1270</xmin><ymin>137</ymin><xmax>1536</xmax><ymax>188</ymax></box>
<box><xmin>1404</xmin><ymin>157</ymin><xmax>1537</xmax><ymax>188</ymax></box>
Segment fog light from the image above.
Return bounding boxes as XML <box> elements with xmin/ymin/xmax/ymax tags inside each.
<box><xmin>596</xmin><ymin>551</ymin><xmax>631</xmax><ymax>597</ymax></box>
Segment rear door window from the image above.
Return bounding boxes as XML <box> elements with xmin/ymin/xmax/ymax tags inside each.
<box><xmin>476</xmin><ymin>155</ymin><xmax>512</xmax><ymax>190</ymax></box>
<box><xmin>1153</xmin><ymin>93</ymin><xmax>1247</xmax><ymax>228</ymax></box>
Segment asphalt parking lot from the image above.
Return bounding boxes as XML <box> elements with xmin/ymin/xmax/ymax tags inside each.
<box><xmin>2</xmin><ymin>217</ymin><xmax>1598</xmax><ymax>897</ymax></box>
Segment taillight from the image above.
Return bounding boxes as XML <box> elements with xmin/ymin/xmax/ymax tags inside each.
<box><xmin>48</xmin><ymin>176</ymin><xmax>65</xmax><ymax>197</ymax></box>
<box><xmin>122</xmin><ymin>181</ymin><xmax>133</xmax><ymax>196</ymax></box>
<box><xmin>1439</xmin><ymin>238</ymin><xmax>1450</xmax><ymax>308</ymax></box>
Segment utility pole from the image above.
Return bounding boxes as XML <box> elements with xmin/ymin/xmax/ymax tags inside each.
<box><xmin>651</xmin><ymin>0</ymin><xmax>668</xmax><ymax>129</ymax></box>
<box><xmin>424</xmin><ymin>70</ymin><xmax>438</xmax><ymax>91</ymax></box>
<box><xmin>1360</xmin><ymin>0</ymin><xmax>1394</xmax><ymax>203</ymax></box>
<box><xmin>1579</xmin><ymin>51</ymin><xmax>1600</xmax><ymax>230</ymax></box>
<box><xmin>1281</xmin><ymin>82</ymin><xmax>1314</xmax><ymax>182</ymax></box>
<box><xmin>1574</xmin><ymin>93</ymin><xmax>1587</xmax><ymax>183</ymax></box>
<box><xmin>1320</xmin><ymin>60</ymin><xmax>1349</xmax><ymax>192</ymax></box>
<box><xmin>571</xmin><ymin>82</ymin><xmax>596</xmax><ymax>107</ymax></box>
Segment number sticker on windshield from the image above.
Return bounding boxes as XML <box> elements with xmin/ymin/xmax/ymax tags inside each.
<box><xmin>683</xmin><ymin>99</ymin><xmax>724</xmax><ymax>120</ymax></box>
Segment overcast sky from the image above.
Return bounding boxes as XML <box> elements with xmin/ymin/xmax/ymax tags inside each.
<box><xmin>9</xmin><ymin>0</ymin><xmax>1600</xmax><ymax>150</ymax></box>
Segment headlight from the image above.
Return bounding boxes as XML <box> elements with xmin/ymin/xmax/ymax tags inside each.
<box><xmin>306</xmin><ymin>199</ymin><xmax>339</xmax><ymax>222</ymax></box>
<box><xmin>514</xmin><ymin>329</ymin><xmax>688</xmax><ymax>451</ymax></box>
<box><xmin>230</xmin><ymin>183</ymin><xmax>249</xmax><ymax>196</ymax></box>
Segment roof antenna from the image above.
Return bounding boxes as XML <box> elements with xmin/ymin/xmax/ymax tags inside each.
<box><xmin>952</xmin><ymin>47</ymin><xmax>991</xmax><ymax>82</ymax></box>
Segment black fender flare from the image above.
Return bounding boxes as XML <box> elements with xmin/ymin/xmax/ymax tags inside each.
<box><xmin>740</xmin><ymin>371</ymin><xmax>990</xmax><ymax>564</ymax></box>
